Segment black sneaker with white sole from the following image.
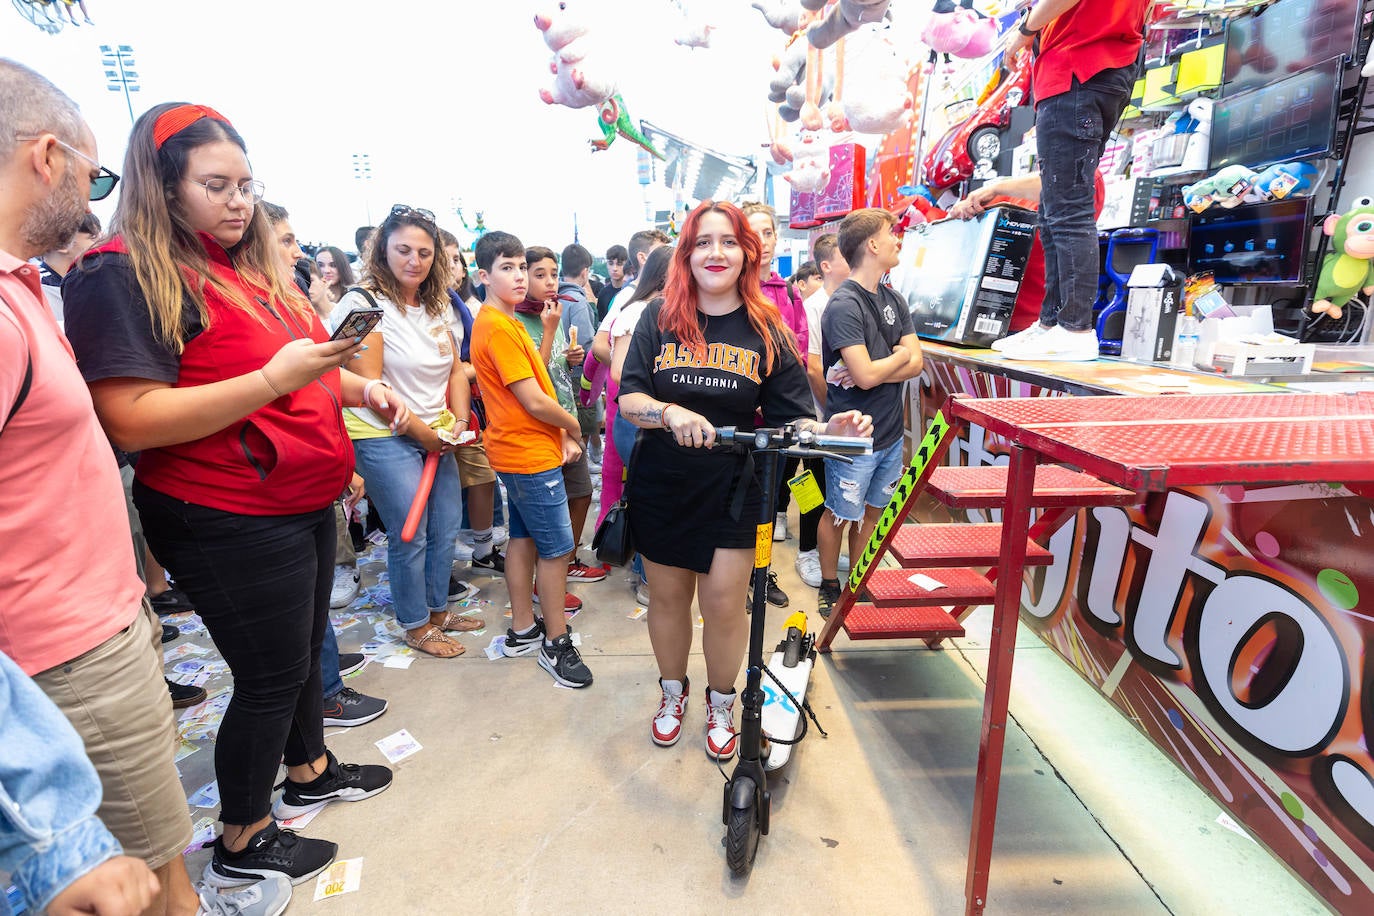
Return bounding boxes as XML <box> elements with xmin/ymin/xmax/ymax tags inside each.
<box><xmin>502</xmin><ymin>618</ymin><xmax>545</xmax><ymax>657</ymax></box>
<box><xmin>321</xmin><ymin>687</ymin><xmax>388</xmax><ymax>727</ymax></box>
<box><xmin>337</xmin><ymin>652</ymin><xmax>366</xmax><ymax>677</ymax></box>
<box><xmin>270</xmin><ymin>749</ymin><xmax>393</xmax><ymax>820</ymax></box>
<box><xmin>470</xmin><ymin>549</ymin><xmax>505</xmax><ymax>574</ymax></box>
<box><xmin>538</xmin><ymin>632</ymin><xmax>593</xmax><ymax>688</ymax></box>
<box><xmin>202</xmin><ymin>822</ymin><xmax>337</xmax><ymax>888</ymax></box>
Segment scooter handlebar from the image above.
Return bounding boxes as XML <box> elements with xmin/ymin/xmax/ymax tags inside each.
<box><xmin>713</xmin><ymin>425</ymin><xmax>873</xmax><ymax>458</ymax></box>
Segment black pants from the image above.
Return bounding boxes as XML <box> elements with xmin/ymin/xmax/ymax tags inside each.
<box><xmin>134</xmin><ymin>481</ymin><xmax>331</xmax><ymax>825</ymax></box>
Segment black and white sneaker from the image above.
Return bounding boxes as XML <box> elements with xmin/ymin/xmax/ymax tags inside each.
<box><xmin>448</xmin><ymin>575</ymin><xmax>478</xmax><ymax>602</ymax></box>
<box><xmin>270</xmin><ymin>750</ymin><xmax>393</xmax><ymax>820</ymax></box>
<box><xmin>538</xmin><ymin>632</ymin><xmax>593</xmax><ymax>688</ymax></box>
<box><xmin>203</xmin><ymin>822</ymin><xmax>336</xmax><ymax>888</ymax></box>
<box><xmin>337</xmin><ymin>652</ymin><xmax>366</xmax><ymax>677</ymax></box>
<box><xmin>470</xmin><ymin>549</ymin><xmax>505</xmax><ymax>574</ymax></box>
<box><xmin>321</xmin><ymin>687</ymin><xmax>388</xmax><ymax>727</ymax></box>
<box><xmin>502</xmin><ymin>619</ymin><xmax>545</xmax><ymax>658</ymax></box>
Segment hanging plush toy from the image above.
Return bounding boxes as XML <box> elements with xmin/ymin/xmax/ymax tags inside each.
<box><xmin>1311</xmin><ymin>198</ymin><xmax>1374</xmax><ymax>321</ymax></box>
<box><xmin>922</xmin><ymin>0</ymin><xmax>997</xmax><ymax>60</ymax></box>
<box><xmin>806</xmin><ymin>0</ymin><xmax>892</xmax><ymax>50</ymax></box>
<box><xmin>841</xmin><ymin>26</ymin><xmax>913</xmax><ymax>135</ymax></box>
<box><xmin>673</xmin><ymin>0</ymin><xmax>714</xmax><ymax>48</ymax></box>
<box><xmin>752</xmin><ymin>0</ymin><xmax>806</xmax><ymax>33</ymax></box>
<box><xmin>535</xmin><ymin>2</ymin><xmax>616</xmax><ymax>109</ymax></box>
<box><xmin>590</xmin><ymin>94</ymin><xmax>665</xmax><ymax>159</ymax></box>
<box><xmin>785</xmin><ymin>131</ymin><xmax>830</xmax><ymax>193</ymax></box>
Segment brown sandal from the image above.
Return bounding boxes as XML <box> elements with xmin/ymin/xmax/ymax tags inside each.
<box><xmin>431</xmin><ymin>610</ymin><xmax>486</xmax><ymax>632</ymax></box>
<box><xmin>404</xmin><ymin>625</ymin><xmax>465</xmax><ymax>658</ymax></box>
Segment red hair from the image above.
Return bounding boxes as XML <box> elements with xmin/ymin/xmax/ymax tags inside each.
<box><xmin>657</xmin><ymin>200</ymin><xmax>798</xmax><ymax>374</ymax></box>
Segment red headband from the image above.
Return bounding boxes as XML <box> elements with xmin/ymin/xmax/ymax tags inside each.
<box><xmin>153</xmin><ymin>104</ymin><xmax>232</xmax><ymax>150</ymax></box>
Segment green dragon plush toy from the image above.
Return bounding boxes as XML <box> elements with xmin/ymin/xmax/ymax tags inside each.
<box><xmin>1312</xmin><ymin>197</ymin><xmax>1374</xmax><ymax>321</ymax></box>
<box><xmin>590</xmin><ymin>94</ymin><xmax>664</xmax><ymax>160</ymax></box>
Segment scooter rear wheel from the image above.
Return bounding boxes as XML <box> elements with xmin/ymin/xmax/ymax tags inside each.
<box><xmin>725</xmin><ymin>776</ymin><xmax>761</xmax><ymax>876</ymax></box>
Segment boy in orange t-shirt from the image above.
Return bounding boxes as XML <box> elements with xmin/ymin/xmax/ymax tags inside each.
<box><xmin>470</xmin><ymin>231</ymin><xmax>592</xmax><ymax>688</ymax></box>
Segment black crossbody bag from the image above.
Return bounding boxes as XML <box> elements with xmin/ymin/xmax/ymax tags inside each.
<box><xmin>591</xmin><ymin>429</ymin><xmax>643</xmax><ymax>567</ymax></box>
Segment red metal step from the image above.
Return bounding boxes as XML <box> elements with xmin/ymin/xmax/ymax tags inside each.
<box><xmin>927</xmin><ymin>465</ymin><xmax>1139</xmax><ymax>509</ymax></box>
<box><xmin>890</xmin><ymin>523</ymin><xmax>1054</xmax><ymax>568</ymax></box>
<box><xmin>863</xmin><ymin>567</ymin><xmax>996</xmax><ymax>607</ymax></box>
<box><xmin>841</xmin><ymin>604</ymin><xmax>966</xmax><ymax>641</ymax></box>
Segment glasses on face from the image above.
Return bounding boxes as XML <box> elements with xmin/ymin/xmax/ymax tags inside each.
<box><xmin>389</xmin><ymin>204</ymin><xmax>436</xmax><ymax>225</ymax></box>
<box><xmin>187</xmin><ymin>177</ymin><xmax>265</xmax><ymax>205</ymax></box>
<box><xmin>14</xmin><ymin>134</ymin><xmax>120</xmax><ymax>201</ymax></box>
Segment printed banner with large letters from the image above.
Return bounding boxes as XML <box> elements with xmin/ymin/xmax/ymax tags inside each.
<box><xmin>917</xmin><ymin>355</ymin><xmax>1374</xmax><ymax>913</ymax></box>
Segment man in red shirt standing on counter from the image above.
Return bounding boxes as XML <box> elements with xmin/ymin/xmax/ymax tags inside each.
<box><xmin>998</xmin><ymin>0</ymin><xmax>1148</xmax><ymax>361</ymax></box>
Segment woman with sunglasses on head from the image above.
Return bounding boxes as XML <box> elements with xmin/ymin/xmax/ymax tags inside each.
<box><xmin>616</xmin><ymin>200</ymin><xmax>872</xmax><ymax>760</ymax></box>
<box><xmin>62</xmin><ymin>102</ymin><xmax>407</xmax><ymax>890</ymax></box>
<box><xmin>335</xmin><ymin>206</ymin><xmax>482</xmax><ymax>659</ymax></box>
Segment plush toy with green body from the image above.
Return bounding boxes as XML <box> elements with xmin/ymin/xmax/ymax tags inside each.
<box><xmin>1311</xmin><ymin>198</ymin><xmax>1374</xmax><ymax>320</ymax></box>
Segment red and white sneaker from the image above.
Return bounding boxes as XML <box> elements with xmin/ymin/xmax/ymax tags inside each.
<box><xmin>532</xmin><ymin>587</ymin><xmax>583</xmax><ymax>619</ymax></box>
<box><xmin>705</xmin><ymin>688</ymin><xmax>738</xmax><ymax>761</ymax></box>
<box><xmin>652</xmin><ymin>678</ymin><xmax>689</xmax><ymax>747</ymax></box>
<box><xmin>567</xmin><ymin>558</ymin><xmax>609</xmax><ymax>582</ymax></box>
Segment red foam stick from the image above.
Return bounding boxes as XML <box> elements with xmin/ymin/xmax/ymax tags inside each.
<box><xmin>401</xmin><ymin>451</ymin><xmax>441</xmax><ymax>543</ymax></box>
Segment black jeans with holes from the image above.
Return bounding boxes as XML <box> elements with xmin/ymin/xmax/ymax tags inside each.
<box><xmin>1035</xmin><ymin>64</ymin><xmax>1137</xmax><ymax>332</ymax></box>
<box><xmin>134</xmin><ymin>480</ymin><xmax>331</xmax><ymax>825</ymax></box>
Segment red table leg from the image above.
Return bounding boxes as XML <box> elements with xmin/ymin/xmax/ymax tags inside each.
<box><xmin>965</xmin><ymin>444</ymin><xmax>1038</xmax><ymax>915</ymax></box>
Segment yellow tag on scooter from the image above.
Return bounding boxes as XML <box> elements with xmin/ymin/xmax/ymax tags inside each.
<box><xmin>787</xmin><ymin>469</ymin><xmax>824</xmax><ymax>514</ymax></box>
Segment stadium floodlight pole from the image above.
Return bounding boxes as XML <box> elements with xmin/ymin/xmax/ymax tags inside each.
<box><xmin>351</xmin><ymin>152</ymin><xmax>373</xmax><ymax>225</ymax></box>
<box><xmin>99</xmin><ymin>44</ymin><xmax>140</xmax><ymax>123</ymax></box>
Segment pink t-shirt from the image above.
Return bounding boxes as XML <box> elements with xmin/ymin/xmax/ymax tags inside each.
<box><xmin>0</xmin><ymin>249</ymin><xmax>143</xmax><ymax>676</ymax></box>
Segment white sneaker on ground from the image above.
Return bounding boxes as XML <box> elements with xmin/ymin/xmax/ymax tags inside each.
<box><xmin>705</xmin><ymin>688</ymin><xmax>738</xmax><ymax>761</ymax></box>
<box><xmin>652</xmin><ymin>678</ymin><xmax>689</xmax><ymax>747</ymax></box>
<box><xmin>991</xmin><ymin>322</ymin><xmax>1050</xmax><ymax>352</ymax></box>
<box><xmin>1002</xmin><ymin>325</ymin><xmax>1100</xmax><ymax>362</ymax></box>
<box><xmin>196</xmin><ymin>875</ymin><xmax>293</xmax><ymax>915</ymax></box>
<box><xmin>329</xmin><ymin>566</ymin><xmax>360</xmax><ymax>609</ymax></box>
<box><xmin>794</xmin><ymin>549</ymin><xmax>822</xmax><ymax>588</ymax></box>
<box><xmin>773</xmin><ymin>511</ymin><xmax>788</xmax><ymax>541</ymax></box>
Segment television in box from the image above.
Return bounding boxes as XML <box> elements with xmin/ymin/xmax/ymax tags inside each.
<box><xmin>890</xmin><ymin>205</ymin><xmax>1037</xmax><ymax>347</ymax></box>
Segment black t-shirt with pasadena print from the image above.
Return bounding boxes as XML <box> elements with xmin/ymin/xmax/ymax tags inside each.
<box><xmin>618</xmin><ymin>299</ymin><xmax>812</xmax><ymax>444</ymax></box>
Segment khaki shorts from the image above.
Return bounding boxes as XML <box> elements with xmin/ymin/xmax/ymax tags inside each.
<box><xmin>33</xmin><ymin>602</ymin><xmax>193</xmax><ymax>869</ymax></box>
<box><xmin>455</xmin><ymin>440</ymin><xmax>497</xmax><ymax>487</ymax></box>
<box><xmin>562</xmin><ymin>446</ymin><xmax>593</xmax><ymax>499</ymax></box>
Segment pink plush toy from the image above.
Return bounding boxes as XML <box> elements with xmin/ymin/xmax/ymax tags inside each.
<box><xmin>535</xmin><ymin>2</ymin><xmax>616</xmax><ymax>109</ymax></box>
<box><xmin>922</xmin><ymin>0</ymin><xmax>997</xmax><ymax>60</ymax></box>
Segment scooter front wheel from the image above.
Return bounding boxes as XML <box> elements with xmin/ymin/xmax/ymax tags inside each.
<box><xmin>725</xmin><ymin>776</ymin><xmax>761</xmax><ymax>876</ymax></box>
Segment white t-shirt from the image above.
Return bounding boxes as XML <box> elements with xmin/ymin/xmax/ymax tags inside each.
<box><xmin>597</xmin><ymin>281</ymin><xmax>638</xmax><ymax>336</ymax></box>
<box><xmin>803</xmin><ymin>287</ymin><xmax>829</xmax><ymax>357</ymax></box>
<box><xmin>337</xmin><ymin>288</ymin><xmax>456</xmax><ymax>428</ymax></box>
<box><xmin>609</xmin><ymin>298</ymin><xmax>650</xmax><ymax>342</ymax></box>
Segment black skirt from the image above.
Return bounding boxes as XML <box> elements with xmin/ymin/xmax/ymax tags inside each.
<box><xmin>626</xmin><ymin>432</ymin><xmax>765</xmax><ymax>574</ymax></box>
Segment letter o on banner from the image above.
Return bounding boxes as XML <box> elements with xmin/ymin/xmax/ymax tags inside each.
<box><xmin>1197</xmin><ymin>574</ymin><xmax>1347</xmax><ymax>755</ymax></box>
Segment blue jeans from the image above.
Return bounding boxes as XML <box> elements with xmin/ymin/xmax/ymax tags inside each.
<box><xmin>353</xmin><ymin>435</ymin><xmax>463</xmax><ymax>631</ymax></box>
<box><xmin>1035</xmin><ymin>65</ymin><xmax>1136</xmax><ymax>332</ymax></box>
<box><xmin>321</xmin><ymin>626</ymin><xmax>343</xmax><ymax>699</ymax></box>
<box><xmin>498</xmin><ymin>467</ymin><xmax>575</xmax><ymax>559</ymax></box>
<box><xmin>824</xmin><ymin>439</ymin><xmax>905</xmax><ymax>523</ymax></box>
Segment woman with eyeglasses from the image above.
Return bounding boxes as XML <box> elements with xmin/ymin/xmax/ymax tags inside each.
<box><xmin>315</xmin><ymin>245</ymin><xmax>355</xmax><ymax>308</ymax></box>
<box><xmin>336</xmin><ymin>205</ymin><xmax>482</xmax><ymax>659</ymax></box>
<box><xmin>62</xmin><ymin>102</ymin><xmax>406</xmax><ymax>889</ymax></box>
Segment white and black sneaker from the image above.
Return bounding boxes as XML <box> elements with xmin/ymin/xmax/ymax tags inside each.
<box><xmin>502</xmin><ymin>618</ymin><xmax>545</xmax><ymax>657</ymax></box>
<box><xmin>203</xmin><ymin>822</ymin><xmax>336</xmax><ymax>888</ymax></box>
<box><xmin>337</xmin><ymin>652</ymin><xmax>366</xmax><ymax>677</ymax></box>
<box><xmin>321</xmin><ymin>687</ymin><xmax>388</xmax><ymax>727</ymax></box>
<box><xmin>196</xmin><ymin>874</ymin><xmax>293</xmax><ymax>915</ymax></box>
<box><xmin>538</xmin><ymin>632</ymin><xmax>593</xmax><ymax>688</ymax></box>
<box><xmin>270</xmin><ymin>750</ymin><xmax>393</xmax><ymax>820</ymax></box>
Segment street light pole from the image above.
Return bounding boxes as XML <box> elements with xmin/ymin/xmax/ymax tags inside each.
<box><xmin>351</xmin><ymin>152</ymin><xmax>373</xmax><ymax>225</ymax></box>
<box><xmin>99</xmin><ymin>44</ymin><xmax>140</xmax><ymax>124</ymax></box>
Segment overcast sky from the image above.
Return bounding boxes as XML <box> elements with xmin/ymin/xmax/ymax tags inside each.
<box><xmin>3</xmin><ymin>0</ymin><xmax>841</xmax><ymax>254</ymax></box>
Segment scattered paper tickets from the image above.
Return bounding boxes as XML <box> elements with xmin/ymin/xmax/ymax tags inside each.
<box><xmin>174</xmin><ymin>740</ymin><xmax>200</xmax><ymax>763</ymax></box>
<box><xmin>484</xmin><ymin>635</ymin><xmax>508</xmax><ymax>660</ymax></box>
<box><xmin>277</xmin><ymin>807</ymin><xmax>322</xmax><ymax>831</ymax></box>
<box><xmin>183</xmin><ymin>817</ymin><xmax>216</xmax><ymax>856</ymax></box>
<box><xmin>186</xmin><ymin>780</ymin><xmax>219</xmax><ymax>808</ymax></box>
<box><xmin>164</xmin><ymin>643</ymin><xmax>211</xmax><ymax>664</ymax></box>
<box><xmin>382</xmin><ymin>656</ymin><xmax>414</xmax><ymax>670</ymax></box>
<box><xmin>375</xmin><ymin>729</ymin><xmax>422</xmax><ymax>764</ymax></box>
<box><xmin>313</xmin><ymin>858</ymin><xmax>364</xmax><ymax>901</ymax></box>
<box><xmin>628</xmin><ymin>607</ymin><xmax>648</xmax><ymax>620</ymax></box>
<box><xmin>908</xmin><ymin>573</ymin><xmax>947</xmax><ymax>591</ymax></box>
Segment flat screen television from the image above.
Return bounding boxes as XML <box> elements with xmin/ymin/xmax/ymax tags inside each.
<box><xmin>1207</xmin><ymin>56</ymin><xmax>1343</xmax><ymax>171</ymax></box>
<box><xmin>1187</xmin><ymin>197</ymin><xmax>1313</xmax><ymax>286</ymax></box>
<box><xmin>1223</xmin><ymin>0</ymin><xmax>1361</xmax><ymax>97</ymax></box>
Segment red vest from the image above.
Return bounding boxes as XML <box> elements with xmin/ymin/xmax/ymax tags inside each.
<box><xmin>92</xmin><ymin>235</ymin><xmax>354</xmax><ymax>515</ymax></box>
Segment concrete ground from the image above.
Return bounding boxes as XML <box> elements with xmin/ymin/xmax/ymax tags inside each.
<box><xmin>168</xmin><ymin>509</ymin><xmax>1329</xmax><ymax>915</ymax></box>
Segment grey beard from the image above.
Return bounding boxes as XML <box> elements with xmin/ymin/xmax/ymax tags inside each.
<box><xmin>23</xmin><ymin>166</ymin><xmax>86</xmax><ymax>255</ymax></box>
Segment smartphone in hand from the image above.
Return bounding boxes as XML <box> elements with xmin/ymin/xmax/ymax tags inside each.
<box><xmin>330</xmin><ymin>307</ymin><xmax>383</xmax><ymax>341</ymax></box>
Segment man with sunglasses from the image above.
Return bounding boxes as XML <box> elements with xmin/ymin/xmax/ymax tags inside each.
<box><xmin>1</xmin><ymin>60</ymin><xmax>293</xmax><ymax>916</ymax></box>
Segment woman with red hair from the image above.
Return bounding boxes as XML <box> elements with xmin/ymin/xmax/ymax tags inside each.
<box><xmin>617</xmin><ymin>200</ymin><xmax>871</xmax><ymax>761</ymax></box>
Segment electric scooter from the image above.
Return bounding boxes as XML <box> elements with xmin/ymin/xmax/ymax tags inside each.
<box><xmin>713</xmin><ymin>423</ymin><xmax>872</xmax><ymax>877</ymax></box>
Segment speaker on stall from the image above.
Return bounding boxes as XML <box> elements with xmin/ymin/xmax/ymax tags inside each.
<box><xmin>995</xmin><ymin>105</ymin><xmax>1036</xmax><ymax>176</ymax></box>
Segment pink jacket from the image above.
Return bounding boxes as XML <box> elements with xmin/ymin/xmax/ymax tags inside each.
<box><xmin>760</xmin><ymin>272</ymin><xmax>808</xmax><ymax>361</ymax></box>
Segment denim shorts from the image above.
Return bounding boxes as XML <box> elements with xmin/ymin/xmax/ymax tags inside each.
<box><xmin>498</xmin><ymin>467</ymin><xmax>575</xmax><ymax>559</ymax></box>
<box><xmin>824</xmin><ymin>438</ymin><xmax>905</xmax><ymax>523</ymax></box>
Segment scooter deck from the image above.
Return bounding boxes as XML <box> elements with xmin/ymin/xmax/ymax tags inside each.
<box><xmin>761</xmin><ymin>649</ymin><xmax>814</xmax><ymax>771</ymax></box>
